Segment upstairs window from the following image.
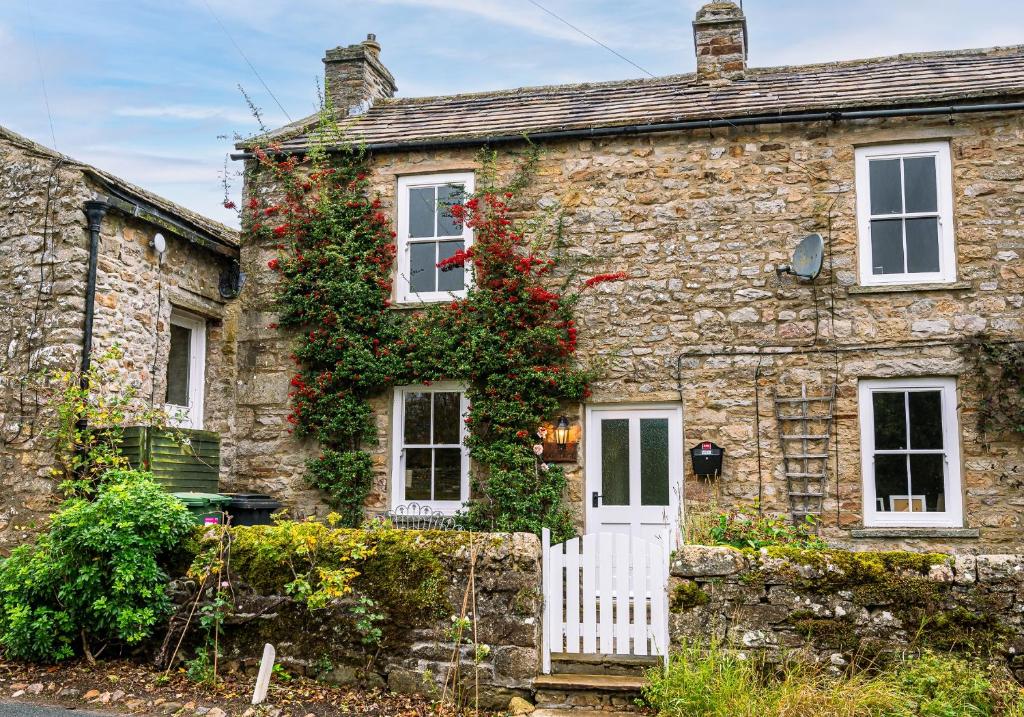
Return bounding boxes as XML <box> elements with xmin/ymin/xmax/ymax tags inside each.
<box><xmin>855</xmin><ymin>142</ymin><xmax>955</xmax><ymax>285</ymax></box>
<box><xmin>396</xmin><ymin>172</ymin><xmax>474</xmax><ymax>303</ymax></box>
<box><xmin>858</xmin><ymin>378</ymin><xmax>963</xmax><ymax>528</ymax></box>
<box><xmin>166</xmin><ymin>309</ymin><xmax>206</xmax><ymax>429</ymax></box>
<box><xmin>391</xmin><ymin>383</ymin><xmax>469</xmax><ymax>513</ymax></box>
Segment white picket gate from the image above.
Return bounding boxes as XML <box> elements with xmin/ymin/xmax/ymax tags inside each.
<box><xmin>541</xmin><ymin>529</ymin><xmax>669</xmax><ymax>673</ymax></box>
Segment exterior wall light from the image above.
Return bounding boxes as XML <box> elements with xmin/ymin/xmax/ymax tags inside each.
<box><xmin>554</xmin><ymin>415</ymin><xmax>571</xmax><ymax>450</ymax></box>
<box><xmin>542</xmin><ymin>415</ymin><xmax>578</xmax><ymax>463</ymax></box>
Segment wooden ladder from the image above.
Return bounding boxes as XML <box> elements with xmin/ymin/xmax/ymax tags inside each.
<box><xmin>773</xmin><ymin>383</ymin><xmax>836</xmax><ymax>527</ymax></box>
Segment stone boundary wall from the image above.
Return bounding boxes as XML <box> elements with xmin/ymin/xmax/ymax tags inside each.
<box><xmin>177</xmin><ymin>531</ymin><xmax>542</xmax><ymax>708</ymax></box>
<box><xmin>670</xmin><ymin>545</ymin><xmax>1024</xmax><ymax>677</ymax></box>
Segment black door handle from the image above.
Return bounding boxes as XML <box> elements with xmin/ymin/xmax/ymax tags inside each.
<box><xmin>592</xmin><ymin>491</ymin><xmax>601</xmax><ymax>508</ymax></box>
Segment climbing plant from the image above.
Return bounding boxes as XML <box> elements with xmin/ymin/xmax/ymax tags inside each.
<box><xmin>245</xmin><ymin>114</ymin><xmax>625</xmax><ymax>539</ymax></box>
<box><xmin>960</xmin><ymin>333</ymin><xmax>1024</xmax><ymax>438</ymax></box>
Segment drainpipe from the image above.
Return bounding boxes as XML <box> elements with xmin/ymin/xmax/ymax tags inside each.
<box><xmin>81</xmin><ymin>200</ymin><xmax>109</xmax><ymax>391</ymax></box>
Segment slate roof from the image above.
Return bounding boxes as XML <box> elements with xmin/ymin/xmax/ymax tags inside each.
<box><xmin>2</xmin><ymin>125</ymin><xmax>239</xmax><ymax>252</ymax></box>
<box><xmin>250</xmin><ymin>45</ymin><xmax>1024</xmax><ymax>153</ymax></box>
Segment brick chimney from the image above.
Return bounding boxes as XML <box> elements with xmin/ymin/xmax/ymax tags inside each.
<box><xmin>323</xmin><ymin>34</ymin><xmax>397</xmax><ymax>115</ymax></box>
<box><xmin>692</xmin><ymin>1</ymin><xmax>748</xmax><ymax>83</ymax></box>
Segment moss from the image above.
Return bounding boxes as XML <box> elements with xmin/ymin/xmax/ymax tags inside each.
<box><xmin>195</xmin><ymin>523</ymin><xmax>485</xmax><ymax>627</ymax></box>
<box><xmin>787</xmin><ymin>615</ymin><xmax>861</xmax><ymax>652</ymax></box>
<box><xmin>738</xmin><ymin>571</ymin><xmax>765</xmax><ymax>588</ymax></box>
<box><xmin>755</xmin><ymin>547</ymin><xmax>1012</xmax><ymax>660</ymax></box>
<box><xmin>919</xmin><ymin>601</ymin><xmax>1011</xmax><ymax>656</ymax></box>
<box><xmin>512</xmin><ymin>587</ymin><xmax>539</xmax><ymax>616</ymax></box>
<box><xmin>758</xmin><ymin>548</ymin><xmax>950</xmax><ymax>602</ymax></box>
<box><xmin>670</xmin><ymin>580</ymin><xmax>710</xmax><ymax>612</ymax></box>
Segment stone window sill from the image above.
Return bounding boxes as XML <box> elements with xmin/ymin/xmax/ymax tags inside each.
<box><xmin>847</xmin><ymin>281</ymin><xmax>972</xmax><ymax>295</ymax></box>
<box><xmin>848</xmin><ymin>527</ymin><xmax>980</xmax><ymax>539</ymax></box>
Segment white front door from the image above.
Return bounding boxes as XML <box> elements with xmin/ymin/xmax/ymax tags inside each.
<box><xmin>585</xmin><ymin>406</ymin><xmax>683</xmax><ymax>544</ymax></box>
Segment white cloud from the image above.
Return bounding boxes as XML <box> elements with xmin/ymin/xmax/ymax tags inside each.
<box><xmin>114</xmin><ymin>104</ymin><xmax>257</xmax><ymax>124</ymax></box>
<box><xmin>374</xmin><ymin>0</ymin><xmax>593</xmax><ymax>44</ymax></box>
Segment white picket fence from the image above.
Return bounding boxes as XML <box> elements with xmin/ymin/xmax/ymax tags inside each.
<box><xmin>541</xmin><ymin>529</ymin><xmax>669</xmax><ymax>673</ymax></box>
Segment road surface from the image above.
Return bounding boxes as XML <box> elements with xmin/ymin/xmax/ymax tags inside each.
<box><xmin>0</xmin><ymin>702</ymin><xmax>114</xmax><ymax>716</ymax></box>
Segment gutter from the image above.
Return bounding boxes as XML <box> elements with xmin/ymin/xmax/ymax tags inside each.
<box><xmin>89</xmin><ymin>174</ymin><xmax>240</xmax><ymax>260</ymax></box>
<box><xmin>229</xmin><ymin>100</ymin><xmax>1024</xmax><ymax>159</ymax></box>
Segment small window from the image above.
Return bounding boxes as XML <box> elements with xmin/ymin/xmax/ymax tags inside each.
<box><xmin>166</xmin><ymin>310</ymin><xmax>206</xmax><ymax>429</ymax></box>
<box><xmin>858</xmin><ymin>378</ymin><xmax>962</xmax><ymax>527</ymax></box>
<box><xmin>391</xmin><ymin>384</ymin><xmax>469</xmax><ymax>512</ymax></box>
<box><xmin>396</xmin><ymin>172</ymin><xmax>474</xmax><ymax>303</ymax></box>
<box><xmin>855</xmin><ymin>142</ymin><xmax>956</xmax><ymax>285</ymax></box>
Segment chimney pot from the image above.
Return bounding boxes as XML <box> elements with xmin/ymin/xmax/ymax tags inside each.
<box><xmin>692</xmin><ymin>1</ymin><xmax>748</xmax><ymax>83</ymax></box>
<box><xmin>323</xmin><ymin>34</ymin><xmax>397</xmax><ymax>115</ymax></box>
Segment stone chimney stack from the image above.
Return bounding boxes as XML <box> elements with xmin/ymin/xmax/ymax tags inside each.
<box><xmin>692</xmin><ymin>1</ymin><xmax>748</xmax><ymax>83</ymax></box>
<box><xmin>323</xmin><ymin>34</ymin><xmax>397</xmax><ymax>115</ymax></box>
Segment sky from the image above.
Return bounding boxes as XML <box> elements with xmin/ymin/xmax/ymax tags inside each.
<box><xmin>4</xmin><ymin>0</ymin><xmax>1024</xmax><ymax>228</ymax></box>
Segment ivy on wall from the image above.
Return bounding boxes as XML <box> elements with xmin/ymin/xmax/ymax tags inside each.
<box><xmin>960</xmin><ymin>333</ymin><xmax>1024</xmax><ymax>438</ymax></box>
<box><xmin>246</xmin><ymin>126</ymin><xmax>623</xmax><ymax>539</ymax></box>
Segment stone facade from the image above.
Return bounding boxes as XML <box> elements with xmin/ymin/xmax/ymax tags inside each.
<box><xmin>0</xmin><ymin>128</ymin><xmax>238</xmax><ymax>550</ymax></box>
<box><xmin>235</xmin><ymin>109</ymin><xmax>1024</xmax><ymax>550</ymax></box>
<box><xmin>670</xmin><ymin>545</ymin><xmax>1024</xmax><ymax>678</ymax></box>
<box><xmin>195</xmin><ymin>531</ymin><xmax>542</xmax><ymax>709</ymax></box>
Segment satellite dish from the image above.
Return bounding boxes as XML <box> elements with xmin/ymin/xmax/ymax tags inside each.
<box><xmin>151</xmin><ymin>232</ymin><xmax>167</xmax><ymax>255</ymax></box>
<box><xmin>778</xmin><ymin>233</ymin><xmax>824</xmax><ymax>281</ymax></box>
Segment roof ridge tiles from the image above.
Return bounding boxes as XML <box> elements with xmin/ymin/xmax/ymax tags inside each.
<box><xmin>236</xmin><ymin>43</ymin><xmax>1024</xmax><ymax>152</ymax></box>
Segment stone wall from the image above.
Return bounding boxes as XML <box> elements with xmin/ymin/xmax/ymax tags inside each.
<box><xmin>234</xmin><ymin>111</ymin><xmax>1024</xmax><ymax>549</ymax></box>
<box><xmin>191</xmin><ymin>530</ymin><xmax>542</xmax><ymax>709</ymax></box>
<box><xmin>0</xmin><ymin>130</ymin><xmax>237</xmax><ymax>550</ymax></box>
<box><xmin>1</xmin><ymin>134</ymin><xmax>93</xmax><ymax>545</ymax></box>
<box><xmin>670</xmin><ymin>545</ymin><xmax>1024</xmax><ymax>676</ymax></box>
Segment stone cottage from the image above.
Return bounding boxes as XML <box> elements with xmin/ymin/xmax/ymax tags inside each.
<box><xmin>0</xmin><ymin>125</ymin><xmax>239</xmax><ymax>547</ymax></box>
<box><xmin>230</xmin><ymin>1</ymin><xmax>1024</xmax><ymax>553</ymax></box>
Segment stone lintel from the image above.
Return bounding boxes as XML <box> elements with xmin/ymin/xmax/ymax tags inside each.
<box><xmin>849</xmin><ymin>527</ymin><xmax>980</xmax><ymax>539</ymax></box>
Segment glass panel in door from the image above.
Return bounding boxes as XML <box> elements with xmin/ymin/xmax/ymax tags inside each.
<box><xmin>601</xmin><ymin>419</ymin><xmax>630</xmax><ymax>505</ymax></box>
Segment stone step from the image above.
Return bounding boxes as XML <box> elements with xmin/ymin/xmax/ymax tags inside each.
<box><xmin>550</xmin><ymin>653</ymin><xmax>660</xmax><ymax>677</ymax></box>
<box><xmin>533</xmin><ymin>673</ymin><xmax>647</xmax><ymax>712</ymax></box>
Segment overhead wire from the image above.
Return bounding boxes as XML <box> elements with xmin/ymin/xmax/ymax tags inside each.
<box><xmin>521</xmin><ymin>0</ymin><xmax>831</xmax><ymax>184</ymax></box>
<box><xmin>198</xmin><ymin>0</ymin><xmax>293</xmax><ymax>123</ymax></box>
<box><xmin>25</xmin><ymin>0</ymin><xmax>57</xmax><ymax>150</ymax></box>
<box><xmin>523</xmin><ymin>0</ymin><xmax>656</xmax><ymax>78</ymax></box>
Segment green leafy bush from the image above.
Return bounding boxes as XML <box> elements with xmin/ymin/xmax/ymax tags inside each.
<box><xmin>708</xmin><ymin>506</ymin><xmax>827</xmax><ymax>550</ymax></box>
<box><xmin>644</xmin><ymin>644</ymin><xmax>1024</xmax><ymax>717</ymax></box>
<box><xmin>0</xmin><ymin>470</ymin><xmax>195</xmax><ymax>662</ymax></box>
<box><xmin>305</xmin><ymin>449</ymin><xmax>374</xmax><ymax>528</ymax></box>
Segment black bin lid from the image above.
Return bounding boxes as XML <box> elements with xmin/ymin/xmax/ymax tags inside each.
<box><xmin>223</xmin><ymin>493</ymin><xmax>282</xmax><ymax>508</ymax></box>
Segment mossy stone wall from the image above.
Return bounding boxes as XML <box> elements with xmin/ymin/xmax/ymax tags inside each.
<box><xmin>670</xmin><ymin>545</ymin><xmax>1024</xmax><ymax>677</ymax></box>
<box><xmin>172</xmin><ymin>529</ymin><xmax>541</xmax><ymax>709</ymax></box>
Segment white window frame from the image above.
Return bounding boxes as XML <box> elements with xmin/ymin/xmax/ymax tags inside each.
<box><xmin>855</xmin><ymin>141</ymin><xmax>956</xmax><ymax>286</ymax></box>
<box><xmin>858</xmin><ymin>377</ymin><xmax>963</xmax><ymax>528</ymax></box>
<box><xmin>395</xmin><ymin>172</ymin><xmax>474</xmax><ymax>304</ymax></box>
<box><xmin>166</xmin><ymin>309</ymin><xmax>206</xmax><ymax>430</ymax></box>
<box><xmin>390</xmin><ymin>382</ymin><xmax>470</xmax><ymax>513</ymax></box>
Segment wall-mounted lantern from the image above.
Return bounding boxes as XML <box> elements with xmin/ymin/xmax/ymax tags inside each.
<box><xmin>554</xmin><ymin>416</ymin><xmax>570</xmax><ymax>450</ymax></box>
<box><xmin>543</xmin><ymin>415</ymin><xmax>578</xmax><ymax>463</ymax></box>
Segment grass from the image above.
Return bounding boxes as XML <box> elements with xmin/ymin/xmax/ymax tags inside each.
<box><xmin>644</xmin><ymin>644</ymin><xmax>1024</xmax><ymax>717</ymax></box>
<box><xmin>682</xmin><ymin>497</ymin><xmax>722</xmax><ymax>546</ymax></box>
